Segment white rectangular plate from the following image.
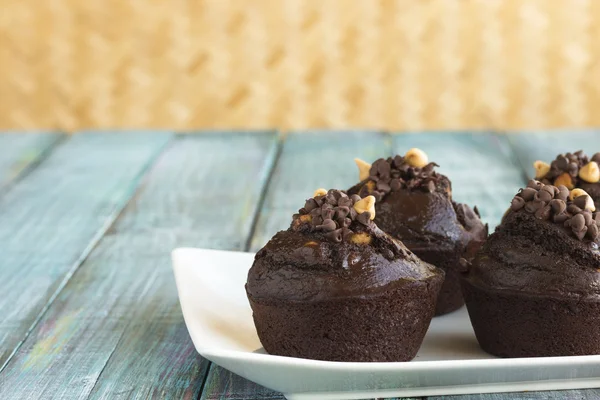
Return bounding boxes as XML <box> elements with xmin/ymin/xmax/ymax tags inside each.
<box><xmin>172</xmin><ymin>247</ymin><xmax>600</xmax><ymax>400</ymax></box>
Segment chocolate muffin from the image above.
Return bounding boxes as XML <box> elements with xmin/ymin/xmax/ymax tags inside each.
<box><xmin>533</xmin><ymin>150</ymin><xmax>600</xmax><ymax>208</ymax></box>
<box><xmin>246</xmin><ymin>189</ymin><xmax>444</xmax><ymax>362</ymax></box>
<box><xmin>462</xmin><ymin>180</ymin><xmax>600</xmax><ymax>358</ymax></box>
<box><xmin>348</xmin><ymin>149</ymin><xmax>487</xmax><ymax>315</ymax></box>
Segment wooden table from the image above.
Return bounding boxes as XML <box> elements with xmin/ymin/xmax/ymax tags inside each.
<box><xmin>0</xmin><ymin>130</ymin><xmax>599</xmax><ymax>400</ymax></box>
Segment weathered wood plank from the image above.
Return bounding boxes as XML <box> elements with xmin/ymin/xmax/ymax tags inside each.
<box><xmin>507</xmin><ymin>129</ymin><xmax>600</xmax><ymax>180</ymax></box>
<box><xmin>203</xmin><ymin>131</ymin><xmax>392</xmax><ymax>400</ymax></box>
<box><xmin>0</xmin><ymin>133</ymin><xmax>278</xmax><ymax>400</ymax></box>
<box><xmin>0</xmin><ymin>132</ymin><xmax>63</xmax><ymax>192</ymax></box>
<box><xmin>393</xmin><ymin>132</ymin><xmax>524</xmax><ymax>229</ymax></box>
<box><xmin>0</xmin><ymin>132</ymin><xmax>171</xmax><ymax>372</ymax></box>
<box><xmin>426</xmin><ymin>389</ymin><xmax>600</xmax><ymax>400</ymax></box>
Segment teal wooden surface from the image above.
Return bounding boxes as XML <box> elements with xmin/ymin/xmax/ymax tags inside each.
<box><xmin>0</xmin><ymin>132</ymin><xmax>63</xmax><ymax>192</ymax></box>
<box><xmin>0</xmin><ymin>133</ymin><xmax>278</xmax><ymax>399</ymax></box>
<box><xmin>1</xmin><ymin>130</ymin><xmax>599</xmax><ymax>400</ymax></box>
<box><xmin>393</xmin><ymin>132</ymin><xmax>524</xmax><ymax>229</ymax></box>
<box><xmin>0</xmin><ymin>132</ymin><xmax>171</xmax><ymax>371</ymax></box>
<box><xmin>507</xmin><ymin>129</ymin><xmax>600</xmax><ymax>180</ymax></box>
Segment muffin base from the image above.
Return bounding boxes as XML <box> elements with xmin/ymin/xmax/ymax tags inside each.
<box><xmin>413</xmin><ymin>248</ymin><xmax>464</xmax><ymax>315</ymax></box>
<box><xmin>247</xmin><ymin>278</ymin><xmax>443</xmax><ymax>362</ymax></box>
<box><xmin>462</xmin><ymin>280</ymin><xmax>600</xmax><ymax>357</ymax></box>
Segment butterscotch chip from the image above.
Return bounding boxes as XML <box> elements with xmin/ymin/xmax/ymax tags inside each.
<box><xmin>351</xmin><ymin>232</ymin><xmax>372</xmax><ymax>245</ymax></box>
<box><xmin>533</xmin><ymin>160</ymin><xmax>551</xmax><ymax>179</ymax></box>
<box><xmin>354</xmin><ymin>158</ymin><xmax>372</xmax><ymax>181</ymax></box>
<box><xmin>554</xmin><ymin>173</ymin><xmax>574</xmax><ymax>189</ymax></box>
<box><xmin>579</xmin><ymin>161</ymin><xmax>600</xmax><ymax>183</ymax></box>
<box><xmin>404</xmin><ymin>148</ymin><xmax>428</xmax><ymax>168</ymax></box>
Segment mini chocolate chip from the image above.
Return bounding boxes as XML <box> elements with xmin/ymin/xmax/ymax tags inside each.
<box><xmin>310</xmin><ymin>208</ymin><xmax>321</xmax><ymax>217</ymax></box>
<box><xmin>574</xmin><ymin>195</ymin><xmax>589</xmax><ymax>210</ymax></box>
<box><xmin>321</xmin><ymin>208</ymin><xmax>335</xmax><ymax>221</ymax></box>
<box><xmin>376</xmin><ymin>181</ymin><xmax>391</xmax><ymax>193</ymax></box>
<box><xmin>556</xmin><ymin>156</ymin><xmax>568</xmax><ymax>170</ymax></box>
<box><xmin>304</xmin><ymin>198</ymin><xmax>318</xmax><ymax>211</ymax></box>
<box><xmin>369</xmin><ymin>175</ymin><xmax>379</xmax><ymax>182</ymax></box>
<box><xmin>474</xmin><ymin>206</ymin><xmax>481</xmax><ymax>218</ymax></box>
<box><xmin>312</xmin><ymin>215</ymin><xmax>323</xmax><ymax>226</ymax></box>
<box><xmin>314</xmin><ymin>196</ymin><xmax>325</xmax><ymax>206</ymax></box>
<box><xmin>325</xmin><ymin>228</ymin><xmax>343</xmax><ymax>242</ymax></box>
<box><xmin>350</xmin><ymin>194</ymin><xmax>362</xmax><ymax>204</ymax></box>
<box><xmin>535</xmin><ymin>190</ymin><xmax>553</xmax><ymax>202</ymax></box>
<box><xmin>592</xmin><ymin>152</ymin><xmax>600</xmax><ymax>164</ymax></box>
<box><xmin>298</xmin><ymin>207</ymin><xmax>308</xmax><ymax>214</ymax></box>
<box><xmin>335</xmin><ymin>206</ymin><xmax>350</xmax><ymax>219</ymax></box>
<box><xmin>519</xmin><ymin>187</ymin><xmax>537</xmax><ymax>201</ymax></box>
<box><xmin>325</xmin><ymin>193</ymin><xmax>338</xmax><ymax>205</ymax></box>
<box><xmin>357</xmin><ymin>212</ymin><xmax>371</xmax><ymax>225</ymax></box>
<box><xmin>587</xmin><ymin>223</ymin><xmax>599</xmax><ymax>239</ymax></box>
<box><xmin>511</xmin><ymin>196</ymin><xmax>526</xmax><ymax>211</ymax></box>
<box><xmin>525</xmin><ymin>200</ymin><xmax>544</xmax><ymax>213</ymax></box>
<box><xmin>318</xmin><ymin>218</ymin><xmax>337</xmax><ymax>232</ymax></box>
<box><xmin>390</xmin><ymin>179</ymin><xmax>402</xmax><ymax>191</ymax></box>
<box><xmin>583</xmin><ymin>211</ymin><xmax>593</xmax><ymax>226</ymax></box>
<box><xmin>567</xmin><ymin>204</ymin><xmax>583</xmax><ymax>214</ymax></box>
<box><xmin>556</xmin><ymin>185</ymin><xmax>570</xmax><ymax>201</ymax></box>
<box><xmin>343</xmin><ymin>217</ymin><xmax>352</xmax><ymax>227</ymax></box>
<box><xmin>540</xmin><ymin>185</ymin><xmax>555</xmax><ymax>195</ymax></box>
<box><xmin>393</xmin><ymin>155</ymin><xmax>404</xmax><ymax>169</ymax></box>
<box><xmin>527</xmin><ymin>180</ymin><xmax>543</xmax><ymax>190</ymax></box>
<box><xmin>341</xmin><ymin>227</ymin><xmax>352</xmax><ymax>238</ymax></box>
<box><xmin>377</xmin><ymin>160</ymin><xmax>391</xmax><ymax>177</ymax></box>
<box><xmin>549</xmin><ymin>199</ymin><xmax>566</xmax><ymax>214</ymax></box>
<box><xmin>349</xmin><ymin>207</ymin><xmax>358</xmax><ymax>219</ymax></box>
<box><xmin>535</xmin><ymin>205</ymin><xmax>552</xmax><ymax>220</ymax></box>
<box><xmin>373</xmin><ymin>192</ymin><xmax>384</xmax><ymax>203</ymax></box>
<box><xmin>426</xmin><ymin>180</ymin><xmax>436</xmax><ymax>193</ymax></box>
<box><xmin>554</xmin><ymin>213</ymin><xmax>570</xmax><ymax>223</ymax></box>
<box><xmin>567</xmin><ymin>162</ymin><xmax>579</xmax><ymax>176</ymax></box>
<box><xmin>571</xmin><ymin>214</ymin><xmax>586</xmax><ymax>231</ymax></box>
<box><xmin>574</xmin><ymin>226</ymin><xmax>588</xmax><ymax>240</ymax></box>
<box><xmin>337</xmin><ymin>197</ymin><xmax>353</xmax><ymax>208</ymax></box>
<box><xmin>564</xmin><ymin>218</ymin><xmax>572</xmax><ymax>228</ymax></box>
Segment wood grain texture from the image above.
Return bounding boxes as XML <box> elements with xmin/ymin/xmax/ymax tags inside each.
<box><xmin>0</xmin><ymin>132</ymin><xmax>63</xmax><ymax>192</ymax></box>
<box><xmin>0</xmin><ymin>132</ymin><xmax>171</xmax><ymax>374</ymax></box>
<box><xmin>0</xmin><ymin>133</ymin><xmax>278</xmax><ymax>400</ymax></box>
<box><xmin>427</xmin><ymin>389</ymin><xmax>600</xmax><ymax>400</ymax></box>
<box><xmin>507</xmin><ymin>129</ymin><xmax>600</xmax><ymax>180</ymax></box>
<box><xmin>393</xmin><ymin>132</ymin><xmax>525</xmax><ymax>229</ymax></box>
<box><xmin>204</xmin><ymin>131</ymin><xmax>392</xmax><ymax>400</ymax></box>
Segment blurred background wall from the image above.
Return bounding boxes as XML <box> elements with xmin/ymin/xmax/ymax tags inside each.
<box><xmin>1</xmin><ymin>0</ymin><xmax>599</xmax><ymax>133</ymax></box>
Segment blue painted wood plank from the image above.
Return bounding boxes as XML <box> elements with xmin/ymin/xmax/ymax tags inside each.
<box><xmin>203</xmin><ymin>131</ymin><xmax>393</xmax><ymax>400</ymax></box>
<box><xmin>0</xmin><ymin>132</ymin><xmax>171</xmax><ymax>373</ymax></box>
<box><xmin>0</xmin><ymin>133</ymin><xmax>278</xmax><ymax>400</ymax></box>
<box><xmin>393</xmin><ymin>132</ymin><xmax>524</xmax><ymax>230</ymax></box>
<box><xmin>0</xmin><ymin>132</ymin><xmax>63</xmax><ymax>192</ymax></box>
<box><xmin>506</xmin><ymin>129</ymin><xmax>600</xmax><ymax>180</ymax></box>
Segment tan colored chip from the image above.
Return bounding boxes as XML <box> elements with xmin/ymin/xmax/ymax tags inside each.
<box><xmin>354</xmin><ymin>158</ymin><xmax>372</xmax><ymax>181</ymax></box>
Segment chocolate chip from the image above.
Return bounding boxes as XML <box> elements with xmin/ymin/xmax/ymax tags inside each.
<box><xmin>583</xmin><ymin>211</ymin><xmax>593</xmax><ymax>226</ymax></box>
<box><xmin>519</xmin><ymin>187</ymin><xmax>537</xmax><ymax>201</ymax></box>
<box><xmin>426</xmin><ymin>180</ymin><xmax>436</xmax><ymax>193</ymax></box>
<box><xmin>554</xmin><ymin>213</ymin><xmax>570</xmax><ymax>223</ymax></box>
<box><xmin>567</xmin><ymin>204</ymin><xmax>582</xmax><ymax>214</ymax></box>
<box><xmin>574</xmin><ymin>195</ymin><xmax>589</xmax><ymax>210</ymax></box>
<box><xmin>321</xmin><ymin>207</ymin><xmax>335</xmax><ymax>221</ymax></box>
<box><xmin>535</xmin><ymin>190</ymin><xmax>553</xmax><ymax>202</ymax></box>
<box><xmin>356</xmin><ymin>212</ymin><xmax>371</xmax><ymax>225</ymax></box>
<box><xmin>341</xmin><ymin>227</ymin><xmax>352</xmax><ymax>239</ymax></box>
<box><xmin>592</xmin><ymin>153</ymin><xmax>600</xmax><ymax>164</ymax></box>
<box><xmin>549</xmin><ymin>199</ymin><xmax>566</xmax><ymax>214</ymax></box>
<box><xmin>376</xmin><ymin>181</ymin><xmax>391</xmax><ymax>193</ymax></box>
<box><xmin>343</xmin><ymin>217</ymin><xmax>352</xmax><ymax>227</ymax></box>
<box><xmin>574</xmin><ymin>226</ymin><xmax>588</xmax><ymax>240</ymax></box>
<box><xmin>377</xmin><ymin>160</ymin><xmax>391</xmax><ymax>177</ymax></box>
<box><xmin>312</xmin><ymin>215</ymin><xmax>323</xmax><ymax>226</ymax></box>
<box><xmin>587</xmin><ymin>223</ymin><xmax>599</xmax><ymax>239</ymax></box>
<box><xmin>556</xmin><ymin>185</ymin><xmax>570</xmax><ymax>201</ymax></box>
<box><xmin>325</xmin><ymin>193</ymin><xmax>338</xmax><ymax>205</ymax></box>
<box><xmin>393</xmin><ymin>155</ymin><xmax>404</xmax><ymax>169</ymax></box>
<box><xmin>527</xmin><ymin>180</ymin><xmax>543</xmax><ymax>190</ymax></box>
<box><xmin>571</xmin><ymin>213</ymin><xmax>586</xmax><ymax>231</ymax></box>
<box><xmin>350</xmin><ymin>194</ymin><xmax>362</xmax><ymax>204</ymax></box>
<box><xmin>335</xmin><ymin>206</ymin><xmax>350</xmax><ymax>219</ymax></box>
<box><xmin>337</xmin><ymin>197</ymin><xmax>353</xmax><ymax>208</ymax></box>
<box><xmin>525</xmin><ymin>200</ymin><xmax>544</xmax><ymax>213</ymax></box>
<box><xmin>349</xmin><ymin>207</ymin><xmax>358</xmax><ymax>219</ymax></box>
<box><xmin>567</xmin><ymin>162</ymin><xmax>579</xmax><ymax>176</ymax></box>
<box><xmin>390</xmin><ymin>179</ymin><xmax>402</xmax><ymax>191</ymax></box>
<box><xmin>556</xmin><ymin>156</ymin><xmax>568</xmax><ymax>170</ymax></box>
<box><xmin>474</xmin><ymin>206</ymin><xmax>481</xmax><ymax>217</ymax></box>
<box><xmin>325</xmin><ymin>228</ymin><xmax>343</xmax><ymax>242</ymax></box>
<box><xmin>304</xmin><ymin>198</ymin><xmax>318</xmax><ymax>211</ymax></box>
<box><xmin>511</xmin><ymin>196</ymin><xmax>526</xmax><ymax>211</ymax></box>
<box><xmin>535</xmin><ymin>205</ymin><xmax>552</xmax><ymax>220</ymax></box>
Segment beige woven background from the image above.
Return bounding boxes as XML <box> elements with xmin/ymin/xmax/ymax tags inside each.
<box><xmin>1</xmin><ymin>0</ymin><xmax>600</xmax><ymax>132</ymax></box>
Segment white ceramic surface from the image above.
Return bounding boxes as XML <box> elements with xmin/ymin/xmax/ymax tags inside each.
<box><xmin>172</xmin><ymin>247</ymin><xmax>600</xmax><ymax>400</ymax></box>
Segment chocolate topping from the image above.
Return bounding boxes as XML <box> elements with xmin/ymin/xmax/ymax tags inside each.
<box><xmin>356</xmin><ymin>156</ymin><xmax>446</xmax><ymax>202</ymax></box>
<box><xmin>292</xmin><ymin>189</ymin><xmax>375</xmax><ymax>242</ymax></box>
<box><xmin>539</xmin><ymin>150</ymin><xmax>592</xmax><ymax>183</ymax></box>
<box><xmin>509</xmin><ymin>180</ymin><xmax>599</xmax><ymax>241</ymax></box>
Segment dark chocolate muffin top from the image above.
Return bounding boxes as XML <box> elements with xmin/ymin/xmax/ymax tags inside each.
<box><xmin>464</xmin><ymin>180</ymin><xmax>600</xmax><ymax>299</ymax></box>
<box><xmin>534</xmin><ymin>150</ymin><xmax>600</xmax><ymax>206</ymax></box>
<box><xmin>246</xmin><ymin>189</ymin><xmax>443</xmax><ymax>302</ymax></box>
<box><xmin>348</xmin><ymin>150</ymin><xmax>487</xmax><ymax>252</ymax></box>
